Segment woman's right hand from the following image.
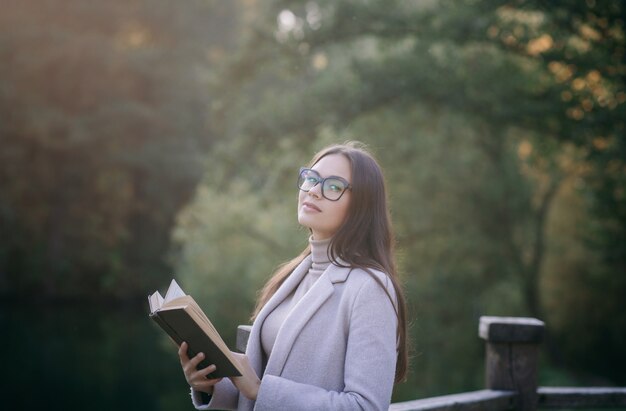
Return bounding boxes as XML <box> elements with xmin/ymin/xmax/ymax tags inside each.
<box><xmin>178</xmin><ymin>341</ymin><xmax>223</xmax><ymax>394</ymax></box>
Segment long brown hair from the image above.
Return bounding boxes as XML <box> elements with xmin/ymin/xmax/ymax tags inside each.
<box><xmin>252</xmin><ymin>141</ymin><xmax>408</xmax><ymax>383</ymax></box>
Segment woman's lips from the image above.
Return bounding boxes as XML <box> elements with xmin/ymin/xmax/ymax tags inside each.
<box><xmin>302</xmin><ymin>201</ymin><xmax>321</xmax><ymax>212</ymax></box>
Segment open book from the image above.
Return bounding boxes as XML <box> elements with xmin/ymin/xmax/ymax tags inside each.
<box><xmin>148</xmin><ymin>279</ymin><xmax>244</xmax><ymax>378</ymax></box>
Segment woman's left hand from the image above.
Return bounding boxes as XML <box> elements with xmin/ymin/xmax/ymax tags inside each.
<box><xmin>229</xmin><ymin>352</ymin><xmax>261</xmax><ymax>400</ymax></box>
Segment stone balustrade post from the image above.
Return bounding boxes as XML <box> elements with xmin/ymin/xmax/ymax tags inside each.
<box><xmin>479</xmin><ymin>316</ymin><xmax>545</xmax><ymax>411</ymax></box>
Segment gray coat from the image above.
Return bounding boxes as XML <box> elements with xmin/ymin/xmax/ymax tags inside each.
<box><xmin>192</xmin><ymin>255</ymin><xmax>398</xmax><ymax>411</ymax></box>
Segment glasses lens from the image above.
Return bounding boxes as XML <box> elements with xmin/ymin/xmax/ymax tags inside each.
<box><xmin>298</xmin><ymin>169</ymin><xmax>319</xmax><ymax>191</ymax></box>
<box><xmin>323</xmin><ymin>178</ymin><xmax>347</xmax><ymax>200</ymax></box>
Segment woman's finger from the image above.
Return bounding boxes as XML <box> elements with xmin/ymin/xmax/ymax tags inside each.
<box><xmin>178</xmin><ymin>341</ymin><xmax>190</xmax><ymax>364</ymax></box>
<box><xmin>193</xmin><ymin>364</ymin><xmax>217</xmax><ymax>379</ymax></box>
<box><xmin>184</xmin><ymin>351</ymin><xmax>206</xmax><ymax>374</ymax></box>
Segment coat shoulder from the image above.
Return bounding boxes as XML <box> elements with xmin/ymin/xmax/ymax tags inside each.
<box><xmin>344</xmin><ymin>267</ymin><xmax>397</xmax><ymax>301</ymax></box>
<box><xmin>346</xmin><ymin>266</ymin><xmax>391</xmax><ymax>286</ymax></box>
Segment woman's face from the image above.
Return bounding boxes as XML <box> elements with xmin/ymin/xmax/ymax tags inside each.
<box><xmin>298</xmin><ymin>154</ymin><xmax>352</xmax><ymax>240</ymax></box>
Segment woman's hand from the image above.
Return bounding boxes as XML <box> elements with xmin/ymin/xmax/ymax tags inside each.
<box><xmin>229</xmin><ymin>352</ymin><xmax>261</xmax><ymax>400</ymax></box>
<box><xmin>178</xmin><ymin>341</ymin><xmax>223</xmax><ymax>394</ymax></box>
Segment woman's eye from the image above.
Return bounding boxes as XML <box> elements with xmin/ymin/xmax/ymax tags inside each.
<box><xmin>328</xmin><ymin>184</ymin><xmax>342</xmax><ymax>192</ymax></box>
<box><xmin>306</xmin><ymin>177</ymin><xmax>318</xmax><ymax>183</ymax></box>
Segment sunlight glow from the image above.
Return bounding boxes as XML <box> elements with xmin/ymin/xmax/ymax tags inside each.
<box><xmin>527</xmin><ymin>34</ymin><xmax>553</xmax><ymax>56</ymax></box>
<box><xmin>278</xmin><ymin>9</ymin><xmax>297</xmax><ymax>31</ymax></box>
<box><xmin>305</xmin><ymin>2</ymin><xmax>322</xmax><ymax>30</ymax></box>
<box><xmin>518</xmin><ymin>140</ymin><xmax>533</xmax><ymax>160</ymax></box>
<box><xmin>276</xmin><ymin>9</ymin><xmax>306</xmax><ymax>42</ymax></box>
<box><xmin>312</xmin><ymin>52</ymin><xmax>328</xmax><ymax>70</ymax></box>
<box><xmin>116</xmin><ymin>22</ymin><xmax>151</xmax><ymax>49</ymax></box>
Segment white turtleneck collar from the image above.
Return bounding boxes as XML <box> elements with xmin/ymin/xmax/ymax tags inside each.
<box><xmin>309</xmin><ymin>236</ymin><xmax>332</xmax><ymax>277</ymax></box>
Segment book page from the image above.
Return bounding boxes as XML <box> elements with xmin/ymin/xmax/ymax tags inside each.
<box><xmin>163</xmin><ymin>279</ymin><xmax>186</xmax><ymax>303</ymax></box>
<box><xmin>148</xmin><ymin>291</ymin><xmax>164</xmax><ymax>313</ymax></box>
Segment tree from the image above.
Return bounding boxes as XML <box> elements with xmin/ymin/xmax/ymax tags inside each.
<box><xmin>0</xmin><ymin>0</ymin><xmax>239</xmax><ymax>299</ymax></box>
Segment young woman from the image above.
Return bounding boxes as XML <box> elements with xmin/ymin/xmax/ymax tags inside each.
<box><xmin>178</xmin><ymin>141</ymin><xmax>408</xmax><ymax>411</ymax></box>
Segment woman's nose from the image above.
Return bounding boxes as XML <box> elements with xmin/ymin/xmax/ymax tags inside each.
<box><xmin>308</xmin><ymin>182</ymin><xmax>322</xmax><ymax>198</ymax></box>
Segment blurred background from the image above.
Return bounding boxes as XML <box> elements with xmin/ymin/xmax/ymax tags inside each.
<box><xmin>0</xmin><ymin>0</ymin><xmax>624</xmax><ymax>410</ymax></box>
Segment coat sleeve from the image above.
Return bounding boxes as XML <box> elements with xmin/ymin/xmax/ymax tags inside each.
<box><xmin>253</xmin><ymin>276</ymin><xmax>398</xmax><ymax>411</ymax></box>
<box><xmin>190</xmin><ymin>378</ymin><xmax>239</xmax><ymax>410</ymax></box>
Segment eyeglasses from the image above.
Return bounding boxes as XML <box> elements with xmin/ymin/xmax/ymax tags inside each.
<box><xmin>297</xmin><ymin>167</ymin><xmax>351</xmax><ymax>201</ymax></box>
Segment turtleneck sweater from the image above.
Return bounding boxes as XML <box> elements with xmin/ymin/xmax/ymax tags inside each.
<box><xmin>260</xmin><ymin>236</ymin><xmax>332</xmax><ymax>358</ymax></box>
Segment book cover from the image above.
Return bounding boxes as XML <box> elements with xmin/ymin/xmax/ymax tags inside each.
<box><xmin>148</xmin><ymin>280</ymin><xmax>243</xmax><ymax>378</ymax></box>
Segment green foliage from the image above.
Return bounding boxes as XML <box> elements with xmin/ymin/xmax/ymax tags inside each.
<box><xmin>0</xmin><ymin>0</ymin><xmax>239</xmax><ymax>298</ymax></box>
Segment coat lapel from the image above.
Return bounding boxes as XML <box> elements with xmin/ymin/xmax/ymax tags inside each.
<box><xmin>264</xmin><ymin>263</ymin><xmax>352</xmax><ymax>376</ymax></box>
<box><xmin>256</xmin><ymin>255</ymin><xmax>313</xmax><ymax>322</ymax></box>
<box><xmin>246</xmin><ymin>255</ymin><xmax>313</xmax><ymax>377</ymax></box>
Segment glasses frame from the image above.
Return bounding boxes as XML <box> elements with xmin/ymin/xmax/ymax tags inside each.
<box><xmin>297</xmin><ymin>167</ymin><xmax>351</xmax><ymax>201</ymax></box>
